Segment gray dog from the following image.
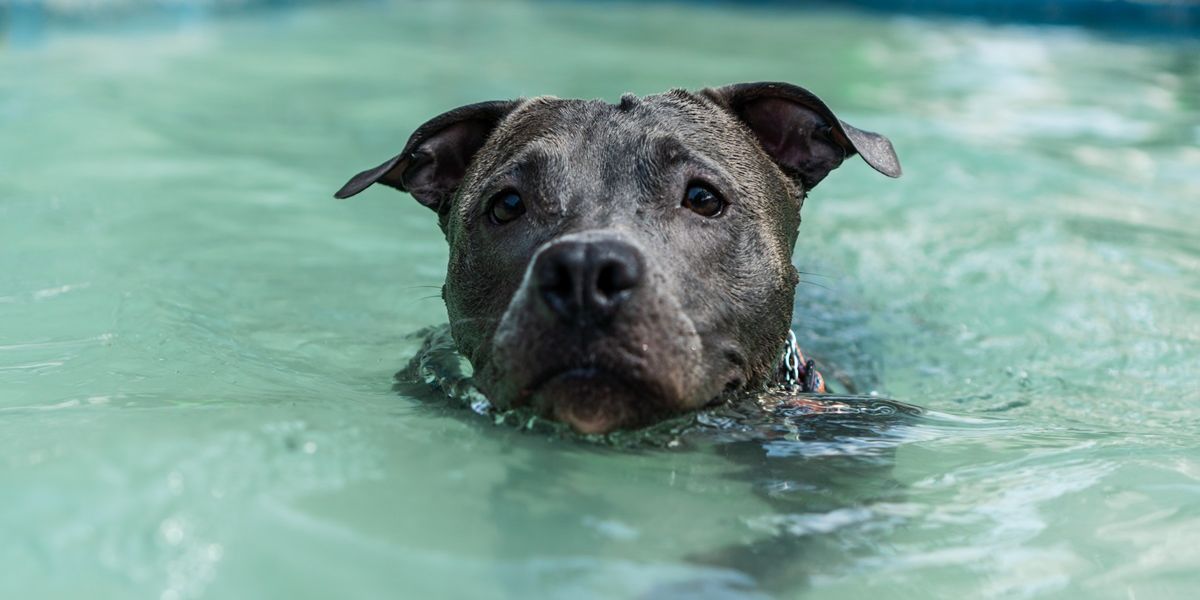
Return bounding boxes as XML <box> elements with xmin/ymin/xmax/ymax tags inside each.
<box><xmin>336</xmin><ymin>82</ymin><xmax>900</xmax><ymax>434</ymax></box>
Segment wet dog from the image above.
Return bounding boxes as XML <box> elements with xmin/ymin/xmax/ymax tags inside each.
<box><xmin>336</xmin><ymin>82</ymin><xmax>900</xmax><ymax>434</ymax></box>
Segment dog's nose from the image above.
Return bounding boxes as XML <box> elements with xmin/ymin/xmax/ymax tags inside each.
<box><xmin>534</xmin><ymin>238</ymin><xmax>643</xmax><ymax>324</ymax></box>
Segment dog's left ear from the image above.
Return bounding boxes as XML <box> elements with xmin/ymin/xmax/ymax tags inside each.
<box><xmin>703</xmin><ymin>82</ymin><xmax>901</xmax><ymax>190</ymax></box>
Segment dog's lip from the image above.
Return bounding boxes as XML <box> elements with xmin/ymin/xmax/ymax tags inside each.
<box><xmin>519</xmin><ymin>365</ymin><xmax>642</xmax><ymax>401</ymax></box>
<box><xmin>520</xmin><ymin>365</ymin><xmax>674</xmax><ymax>433</ymax></box>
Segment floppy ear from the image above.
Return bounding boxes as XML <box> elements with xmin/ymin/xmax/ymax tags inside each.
<box><xmin>334</xmin><ymin>100</ymin><xmax>521</xmax><ymax>210</ymax></box>
<box><xmin>703</xmin><ymin>82</ymin><xmax>901</xmax><ymax>190</ymax></box>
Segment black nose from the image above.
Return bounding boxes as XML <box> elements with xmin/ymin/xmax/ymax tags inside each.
<box><xmin>534</xmin><ymin>238</ymin><xmax>643</xmax><ymax>324</ymax></box>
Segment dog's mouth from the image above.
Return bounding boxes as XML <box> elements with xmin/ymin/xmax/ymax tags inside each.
<box><xmin>512</xmin><ymin>365</ymin><xmax>678</xmax><ymax>434</ymax></box>
<box><xmin>508</xmin><ymin>360</ymin><xmax>748</xmax><ymax>434</ymax></box>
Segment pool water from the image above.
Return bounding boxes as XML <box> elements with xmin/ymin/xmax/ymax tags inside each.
<box><xmin>2</xmin><ymin>1</ymin><xmax>1198</xmax><ymax>598</ymax></box>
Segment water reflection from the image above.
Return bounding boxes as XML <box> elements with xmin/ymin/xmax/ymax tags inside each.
<box><xmin>397</xmin><ymin>323</ymin><xmax>931</xmax><ymax>595</ymax></box>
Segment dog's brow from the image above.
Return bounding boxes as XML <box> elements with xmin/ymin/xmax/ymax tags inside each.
<box><xmin>514</xmin><ymin>140</ymin><xmax>562</xmax><ymax>167</ymax></box>
<box><xmin>646</xmin><ymin>135</ymin><xmax>734</xmax><ymax>178</ymax></box>
<box><xmin>479</xmin><ymin>142</ymin><xmax>559</xmax><ymax>186</ymax></box>
<box><xmin>648</xmin><ymin>136</ymin><xmax>691</xmax><ymax>166</ymax></box>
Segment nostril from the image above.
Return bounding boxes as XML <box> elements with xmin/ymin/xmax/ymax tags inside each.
<box><xmin>547</xmin><ymin>263</ymin><xmax>572</xmax><ymax>297</ymax></box>
<box><xmin>538</xmin><ymin>260</ymin><xmax>576</xmax><ymax>316</ymax></box>
<box><xmin>595</xmin><ymin>262</ymin><xmax>623</xmax><ymax>299</ymax></box>
<box><xmin>594</xmin><ymin>254</ymin><xmax>641</xmax><ymax>303</ymax></box>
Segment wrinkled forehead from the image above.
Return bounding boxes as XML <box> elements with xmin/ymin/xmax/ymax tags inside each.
<box><xmin>477</xmin><ymin>91</ymin><xmax>756</xmax><ymax>178</ymax></box>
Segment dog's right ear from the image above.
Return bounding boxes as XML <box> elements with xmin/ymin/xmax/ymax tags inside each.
<box><xmin>334</xmin><ymin>100</ymin><xmax>520</xmax><ymax>210</ymax></box>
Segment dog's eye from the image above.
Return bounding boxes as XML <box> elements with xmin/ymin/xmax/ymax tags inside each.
<box><xmin>488</xmin><ymin>191</ymin><xmax>525</xmax><ymax>224</ymax></box>
<box><xmin>682</xmin><ymin>184</ymin><xmax>725</xmax><ymax>218</ymax></box>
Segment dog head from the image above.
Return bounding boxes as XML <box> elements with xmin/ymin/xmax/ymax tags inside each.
<box><xmin>337</xmin><ymin>82</ymin><xmax>900</xmax><ymax>433</ymax></box>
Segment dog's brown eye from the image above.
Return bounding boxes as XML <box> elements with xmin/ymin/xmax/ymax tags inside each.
<box><xmin>682</xmin><ymin>184</ymin><xmax>725</xmax><ymax>218</ymax></box>
<box><xmin>488</xmin><ymin>191</ymin><xmax>525</xmax><ymax>224</ymax></box>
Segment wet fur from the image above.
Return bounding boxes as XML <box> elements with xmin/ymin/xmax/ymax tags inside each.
<box><xmin>336</xmin><ymin>82</ymin><xmax>899</xmax><ymax>432</ymax></box>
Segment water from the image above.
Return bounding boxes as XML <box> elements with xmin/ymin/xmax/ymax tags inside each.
<box><xmin>2</xmin><ymin>1</ymin><xmax>1198</xmax><ymax>598</ymax></box>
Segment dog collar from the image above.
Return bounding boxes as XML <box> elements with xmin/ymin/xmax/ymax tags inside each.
<box><xmin>777</xmin><ymin>330</ymin><xmax>827</xmax><ymax>393</ymax></box>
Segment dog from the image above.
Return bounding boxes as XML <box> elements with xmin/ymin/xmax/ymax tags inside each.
<box><xmin>336</xmin><ymin>82</ymin><xmax>900</xmax><ymax>434</ymax></box>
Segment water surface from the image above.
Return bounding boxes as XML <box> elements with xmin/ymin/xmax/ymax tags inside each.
<box><xmin>2</xmin><ymin>1</ymin><xmax>1199</xmax><ymax>598</ymax></box>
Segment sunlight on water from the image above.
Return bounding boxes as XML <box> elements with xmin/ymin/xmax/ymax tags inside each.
<box><xmin>1</xmin><ymin>1</ymin><xmax>1198</xmax><ymax>598</ymax></box>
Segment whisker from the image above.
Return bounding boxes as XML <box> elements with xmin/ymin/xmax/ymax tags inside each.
<box><xmin>797</xmin><ymin>280</ymin><xmax>831</xmax><ymax>291</ymax></box>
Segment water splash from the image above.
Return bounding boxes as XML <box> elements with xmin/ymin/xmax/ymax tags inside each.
<box><xmin>395</xmin><ymin>325</ymin><xmax>927</xmax><ymax>450</ymax></box>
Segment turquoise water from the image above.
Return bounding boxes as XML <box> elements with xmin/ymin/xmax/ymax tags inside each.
<box><xmin>3</xmin><ymin>1</ymin><xmax>1199</xmax><ymax>598</ymax></box>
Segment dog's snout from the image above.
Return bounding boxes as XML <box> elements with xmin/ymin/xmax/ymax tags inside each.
<box><xmin>534</xmin><ymin>239</ymin><xmax>643</xmax><ymax>324</ymax></box>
